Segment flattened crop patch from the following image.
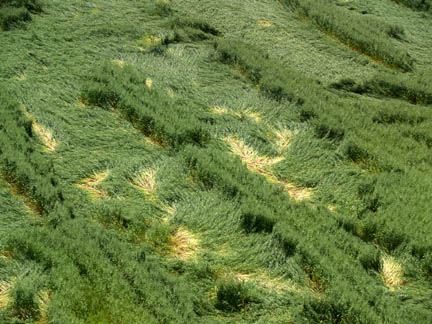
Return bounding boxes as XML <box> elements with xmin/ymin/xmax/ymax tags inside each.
<box><xmin>76</xmin><ymin>171</ymin><xmax>110</xmax><ymax>200</ymax></box>
<box><xmin>35</xmin><ymin>290</ymin><xmax>50</xmax><ymax>324</ymax></box>
<box><xmin>226</xmin><ymin>272</ymin><xmax>304</xmax><ymax>295</ymax></box>
<box><xmin>130</xmin><ymin>168</ymin><xmax>158</xmax><ymax>197</ymax></box>
<box><xmin>257</xmin><ymin>20</ymin><xmax>274</xmax><ymax>27</ymax></box>
<box><xmin>24</xmin><ymin>110</ymin><xmax>58</xmax><ymax>152</ymax></box>
<box><xmin>169</xmin><ymin>227</ymin><xmax>200</xmax><ymax>261</ymax></box>
<box><xmin>381</xmin><ymin>256</ymin><xmax>405</xmax><ymax>290</ymax></box>
<box><xmin>32</xmin><ymin>121</ymin><xmax>58</xmax><ymax>152</ymax></box>
<box><xmin>224</xmin><ymin>136</ymin><xmax>283</xmax><ymax>175</ymax></box>
<box><xmin>111</xmin><ymin>59</ymin><xmax>125</xmax><ymax>68</ymax></box>
<box><xmin>274</xmin><ymin>128</ymin><xmax>297</xmax><ymax>153</ymax></box>
<box><xmin>0</xmin><ymin>281</ymin><xmax>12</xmax><ymax>309</ymax></box>
<box><xmin>212</xmin><ymin>106</ymin><xmax>261</xmax><ymax>122</ymax></box>
<box><xmin>224</xmin><ymin>136</ymin><xmax>311</xmax><ymax>201</ymax></box>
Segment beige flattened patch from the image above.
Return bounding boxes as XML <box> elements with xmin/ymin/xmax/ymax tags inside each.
<box><xmin>10</xmin><ymin>183</ymin><xmax>42</xmax><ymax>218</ymax></box>
<box><xmin>211</xmin><ymin>106</ymin><xmax>261</xmax><ymax>123</ymax></box>
<box><xmin>162</xmin><ymin>204</ymin><xmax>176</xmax><ymax>216</ymax></box>
<box><xmin>35</xmin><ymin>290</ymin><xmax>50</xmax><ymax>324</ymax></box>
<box><xmin>24</xmin><ymin>111</ymin><xmax>58</xmax><ymax>152</ymax></box>
<box><xmin>0</xmin><ymin>170</ymin><xmax>42</xmax><ymax>218</ymax></box>
<box><xmin>145</xmin><ymin>78</ymin><xmax>153</xmax><ymax>89</ymax></box>
<box><xmin>169</xmin><ymin>227</ymin><xmax>200</xmax><ymax>261</ymax></box>
<box><xmin>327</xmin><ymin>204</ymin><xmax>337</xmax><ymax>213</ymax></box>
<box><xmin>0</xmin><ymin>281</ymin><xmax>12</xmax><ymax>309</ymax></box>
<box><xmin>224</xmin><ymin>135</ymin><xmax>311</xmax><ymax>201</ymax></box>
<box><xmin>257</xmin><ymin>20</ymin><xmax>274</xmax><ymax>27</ymax></box>
<box><xmin>32</xmin><ymin>121</ymin><xmax>58</xmax><ymax>152</ymax></box>
<box><xmin>281</xmin><ymin>181</ymin><xmax>312</xmax><ymax>201</ymax></box>
<box><xmin>138</xmin><ymin>35</ymin><xmax>162</xmax><ymax>47</ymax></box>
<box><xmin>111</xmin><ymin>59</ymin><xmax>125</xmax><ymax>68</ymax></box>
<box><xmin>224</xmin><ymin>136</ymin><xmax>283</xmax><ymax>175</ymax></box>
<box><xmin>274</xmin><ymin>128</ymin><xmax>297</xmax><ymax>153</ymax></box>
<box><xmin>220</xmin><ymin>271</ymin><xmax>308</xmax><ymax>295</ymax></box>
<box><xmin>76</xmin><ymin>171</ymin><xmax>110</xmax><ymax>200</ymax></box>
<box><xmin>211</xmin><ymin>105</ymin><xmax>229</xmax><ymax>115</ymax></box>
<box><xmin>13</xmin><ymin>73</ymin><xmax>27</xmax><ymax>81</ymax></box>
<box><xmin>242</xmin><ymin>110</ymin><xmax>261</xmax><ymax>122</ymax></box>
<box><xmin>130</xmin><ymin>168</ymin><xmax>157</xmax><ymax>197</ymax></box>
<box><xmin>381</xmin><ymin>256</ymin><xmax>405</xmax><ymax>290</ymax></box>
<box><xmin>167</xmin><ymin>88</ymin><xmax>174</xmax><ymax>98</ymax></box>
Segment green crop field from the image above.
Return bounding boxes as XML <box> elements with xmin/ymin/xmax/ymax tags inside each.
<box><xmin>0</xmin><ymin>0</ymin><xmax>431</xmax><ymax>323</ymax></box>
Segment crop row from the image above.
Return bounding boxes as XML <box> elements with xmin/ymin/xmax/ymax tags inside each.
<box><xmin>81</xmin><ymin>63</ymin><xmax>211</xmax><ymax>148</ymax></box>
<box><xmin>213</xmin><ymin>35</ymin><xmax>432</xmax><ymax>284</ymax></box>
<box><xmin>79</xmin><ymin>56</ymin><xmax>422</xmax><ymax>321</ymax></box>
<box><xmin>77</xmin><ymin>55</ymin><xmax>432</xmax><ymax>322</ymax></box>
<box><xmin>0</xmin><ymin>0</ymin><xmax>42</xmax><ymax>31</ymax></box>
<box><xmin>281</xmin><ymin>0</ymin><xmax>414</xmax><ymax>71</ymax></box>
<box><xmin>391</xmin><ymin>0</ymin><xmax>432</xmax><ymax>11</ymax></box>
<box><xmin>330</xmin><ymin>70</ymin><xmax>432</xmax><ymax>106</ymax></box>
<box><xmin>184</xmin><ymin>142</ymin><xmax>431</xmax><ymax>323</ymax></box>
<box><xmin>0</xmin><ymin>87</ymin><xmax>204</xmax><ymax>323</ymax></box>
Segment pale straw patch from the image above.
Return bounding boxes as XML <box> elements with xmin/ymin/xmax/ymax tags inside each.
<box><xmin>327</xmin><ymin>205</ymin><xmax>337</xmax><ymax>213</ymax></box>
<box><xmin>0</xmin><ymin>281</ymin><xmax>12</xmax><ymax>309</ymax></box>
<box><xmin>162</xmin><ymin>204</ymin><xmax>176</xmax><ymax>216</ymax></box>
<box><xmin>211</xmin><ymin>105</ymin><xmax>229</xmax><ymax>115</ymax></box>
<box><xmin>139</xmin><ymin>35</ymin><xmax>162</xmax><ymax>47</ymax></box>
<box><xmin>145</xmin><ymin>78</ymin><xmax>153</xmax><ymax>89</ymax></box>
<box><xmin>211</xmin><ymin>106</ymin><xmax>261</xmax><ymax>122</ymax></box>
<box><xmin>130</xmin><ymin>168</ymin><xmax>157</xmax><ymax>196</ymax></box>
<box><xmin>23</xmin><ymin>111</ymin><xmax>58</xmax><ymax>152</ymax></box>
<box><xmin>76</xmin><ymin>171</ymin><xmax>110</xmax><ymax>200</ymax></box>
<box><xmin>224</xmin><ymin>136</ymin><xmax>283</xmax><ymax>175</ymax></box>
<box><xmin>111</xmin><ymin>59</ymin><xmax>125</xmax><ymax>68</ymax></box>
<box><xmin>257</xmin><ymin>20</ymin><xmax>274</xmax><ymax>27</ymax></box>
<box><xmin>265</xmin><ymin>174</ymin><xmax>312</xmax><ymax>202</ymax></box>
<box><xmin>13</xmin><ymin>73</ymin><xmax>27</xmax><ymax>81</ymax></box>
<box><xmin>35</xmin><ymin>290</ymin><xmax>50</xmax><ymax>324</ymax></box>
<box><xmin>224</xmin><ymin>136</ymin><xmax>311</xmax><ymax>201</ymax></box>
<box><xmin>11</xmin><ymin>184</ymin><xmax>42</xmax><ymax>218</ymax></box>
<box><xmin>242</xmin><ymin>110</ymin><xmax>261</xmax><ymax>122</ymax></box>
<box><xmin>167</xmin><ymin>88</ymin><xmax>174</xmax><ymax>98</ymax></box>
<box><xmin>1</xmin><ymin>169</ymin><xmax>42</xmax><ymax>218</ymax></box>
<box><xmin>274</xmin><ymin>129</ymin><xmax>296</xmax><ymax>153</ymax></box>
<box><xmin>169</xmin><ymin>227</ymin><xmax>200</xmax><ymax>261</ymax></box>
<box><xmin>224</xmin><ymin>272</ymin><xmax>303</xmax><ymax>294</ymax></box>
<box><xmin>32</xmin><ymin>122</ymin><xmax>58</xmax><ymax>152</ymax></box>
<box><xmin>381</xmin><ymin>256</ymin><xmax>405</xmax><ymax>290</ymax></box>
<box><xmin>167</xmin><ymin>47</ymin><xmax>183</xmax><ymax>57</ymax></box>
<box><xmin>280</xmin><ymin>181</ymin><xmax>313</xmax><ymax>202</ymax></box>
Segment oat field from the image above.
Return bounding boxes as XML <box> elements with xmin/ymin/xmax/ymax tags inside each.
<box><xmin>1</xmin><ymin>0</ymin><xmax>432</xmax><ymax>323</ymax></box>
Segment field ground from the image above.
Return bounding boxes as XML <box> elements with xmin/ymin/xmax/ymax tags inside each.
<box><xmin>0</xmin><ymin>0</ymin><xmax>432</xmax><ymax>323</ymax></box>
